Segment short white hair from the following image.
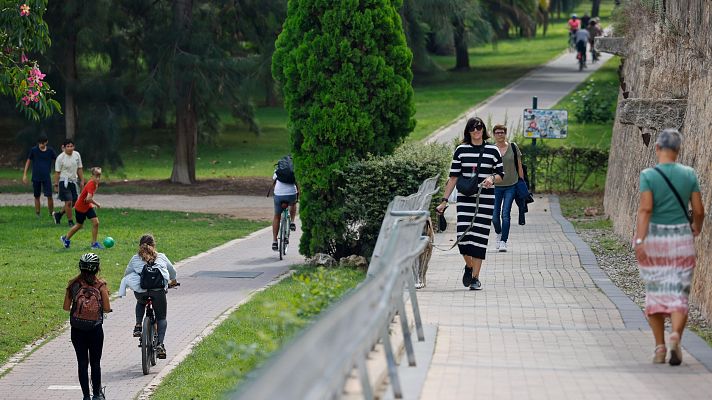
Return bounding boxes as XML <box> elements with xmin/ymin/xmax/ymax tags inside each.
<box><xmin>656</xmin><ymin>128</ymin><xmax>682</xmax><ymax>151</ymax></box>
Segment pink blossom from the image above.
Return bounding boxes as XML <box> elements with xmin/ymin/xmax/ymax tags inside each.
<box><xmin>20</xmin><ymin>52</ymin><xmax>28</xmax><ymax>63</ymax></box>
<box><xmin>22</xmin><ymin>90</ymin><xmax>40</xmax><ymax>106</ymax></box>
<box><xmin>20</xmin><ymin>4</ymin><xmax>30</xmax><ymax>16</ymax></box>
<box><xmin>27</xmin><ymin>67</ymin><xmax>46</xmax><ymax>87</ymax></box>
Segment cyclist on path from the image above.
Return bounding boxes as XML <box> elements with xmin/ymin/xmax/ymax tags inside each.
<box><xmin>119</xmin><ymin>234</ymin><xmax>177</xmax><ymax>359</ymax></box>
<box><xmin>269</xmin><ymin>155</ymin><xmax>299</xmax><ymax>251</ymax></box>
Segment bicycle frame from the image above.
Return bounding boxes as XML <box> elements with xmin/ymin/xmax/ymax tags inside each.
<box><xmin>278</xmin><ymin>201</ymin><xmax>291</xmax><ymax>260</ymax></box>
<box><xmin>140</xmin><ymin>296</ymin><xmax>158</xmax><ymax>375</ymax></box>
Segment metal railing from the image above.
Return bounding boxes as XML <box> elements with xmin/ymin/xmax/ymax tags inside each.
<box><xmin>231</xmin><ymin>176</ymin><xmax>440</xmax><ymax>400</ymax></box>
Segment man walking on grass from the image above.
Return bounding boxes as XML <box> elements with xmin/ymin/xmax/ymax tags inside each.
<box><xmin>53</xmin><ymin>139</ymin><xmax>84</xmax><ymax>226</ymax></box>
<box><xmin>22</xmin><ymin>134</ymin><xmax>57</xmax><ymax>220</ymax></box>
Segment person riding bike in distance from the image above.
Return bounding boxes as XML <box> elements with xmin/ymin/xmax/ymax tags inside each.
<box><xmin>118</xmin><ymin>234</ymin><xmax>177</xmax><ymax>359</ymax></box>
<box><xmin>269</xmin><ymin>155</ymin><xmax>299</xmax><ymax>251</ymax></box>
<box><xmin>575</xmin><ymin>26</ymin><xmax>590</xmax><ymax>68</ymax></box>
<box><xmin>567</xmin><ymin>14</ymin><xmax>580</xmax><ymax>49</ymax></box>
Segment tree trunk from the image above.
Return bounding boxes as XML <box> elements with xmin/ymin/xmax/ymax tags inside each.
<box><xmin>64</xmin><ymin>32</ymin><xmax>78</xmax><ymax>139</ymax></box>
<box><xmin>170</xmin><ymin>0</ymin><xmax>196</xmax><ymax>184</ymax></box>
<box><xmin>170</xmin><ymin>87</ymin><xmax>197</xmax><ymax>184</ymax></box>
<box><xmin>452</xmin><ymin>17</ymin><xmax>469</xmax><ymax>71</ymax></box>
<box><xmin>592</xmin><ymin>0</ymin><xmax>602</xmax><ymax>18</ymax></box>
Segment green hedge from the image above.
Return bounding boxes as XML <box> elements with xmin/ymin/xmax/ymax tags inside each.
<box><xmin>517</xmin><ymin>141</ymin><xmax>609</xmax><ymax>192</ymax></box>
<box><xmin>335</xmin><ymin>142</ymin><xmax>450</xmax><ymax>258</ymax></box>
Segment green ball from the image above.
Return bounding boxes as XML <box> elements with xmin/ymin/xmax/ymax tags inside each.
<box><xmin>102</xmin><ymin>236</ymin><xmax>115</xmax><ymax>248</ymax></box>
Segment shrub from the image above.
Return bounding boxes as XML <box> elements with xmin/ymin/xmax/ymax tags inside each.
<box><xmin>272</xmin><ymin>0</ymin><xmax>416</xmax><ymax>257</ymax></box>
<box><xmin>336</xmin><ymin>142</ymin><xmax>450</xmax><ymax>258</ymax></box>
<box><xmin>517</xmin><ymin>141</ymin><xmax>609</xmax><ymax>193</ymax></box>
<box><xmin>571</xmin><ymin>78</ymin><xmax>618</xmax><ymax>124</ymax></box>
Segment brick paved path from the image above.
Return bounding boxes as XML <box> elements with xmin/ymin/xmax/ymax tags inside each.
<box><xmin>417</xmin><ymin>196</ymin><xmax>712</xmax><ymax>399</ymax></box>
<box><xmin>0</xmin><ymin>227</ymin><xmax>301</xmax><ymax>400</ymax></box>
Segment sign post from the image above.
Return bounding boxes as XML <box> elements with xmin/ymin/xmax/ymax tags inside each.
<box><xmin>522</xmin><ymin>99</ymin><xmax>569</xmax><ymax>193</ymax></box>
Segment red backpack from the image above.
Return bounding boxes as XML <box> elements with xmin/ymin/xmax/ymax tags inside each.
<box><xmin>70</xmin><ymin>280</ymin><xmax>104</xmax><ymax>331</ymax></box>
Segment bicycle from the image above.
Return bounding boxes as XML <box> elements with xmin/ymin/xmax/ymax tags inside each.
<box><xmin>138</xmin><ymin>282</ymin><xmax>179</xmax><ymax>375</ymax></box>
<box><xmin>277</xmin><ymin>201</ymin><xmax>291</xmax><ymax>260</ymax></box>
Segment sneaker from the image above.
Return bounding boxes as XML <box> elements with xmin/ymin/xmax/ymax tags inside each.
<box><xmin>53</xmin><ymin>211</ymin><xmax>61</xmax><ymax>225</ymax></box>
<box><xmin>92</xmin><ymin>387</ymin><xmax>106</xmax><ymax>400</ymax></box>
<box><xmin>499</xmin><ymin>241</ymin><xmax>508</xmax><ymax>252</ymax></box>
<box><xmin>272</xmin><ymin>242</ymin><xmax>278</xmax><ymax>251</ymax></box>
<box><xmin>496</xmin><ymin>233</ymin><xmax>501</xmax><ymax>243</ymax></box>
<box><xmin>68</xmin><ymin>220</ymin><xmax>75</xmax><ymax>227</ymax></box>
<box><xmin>133</xmin><ymin>325</ymin><xmax>142</xmax><ymax>337</ymax></box>
<box><xmin>290</xmin><ymin>223</ymin><xmax>296</xmax><ymax>231</ymax></box>
<box><xmin>60</xmin><ymin>235</ymin><xmax>70</xmax><ymax>249</ymax></box>
<box><xmin>91</xmin><ymin>242</ymin><xmax>105</xmax><ymax>250</ymax></box>
<box><xmin>469</xmin><ymin>277</ymin><xmax>482</xmax><ymax>290</ymax></box>
<box><xmin>462</xmin><ymin>265</ymin><xmax>473</xmax><ymax>287</ymax></box>
<box><xmin>156</xmin><ymin>343</ymin><xmax>167</xmax><ymax>359</ymax></box>
<box><xmin>495</xmin><ymin>240</ymin><xmax>501</xmax><ymax>250</ymax></box>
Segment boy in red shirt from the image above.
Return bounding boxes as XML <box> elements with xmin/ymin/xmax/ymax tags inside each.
<box><xmin>61</xmin><ymin>167</ymin><xmax>103</xmax><ymax>249</ymax></box>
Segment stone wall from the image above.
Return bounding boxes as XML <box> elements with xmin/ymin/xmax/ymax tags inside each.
<box><xmin>602</xmin><ymin>1</ymin><xmax>712</xmax><ymax>317</ymax></box>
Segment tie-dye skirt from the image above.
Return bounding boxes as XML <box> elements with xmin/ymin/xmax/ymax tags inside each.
<box><xmin>638</xmin><ymin>223</ymin><xmax>696</xmax><ymax>316</ymax></box>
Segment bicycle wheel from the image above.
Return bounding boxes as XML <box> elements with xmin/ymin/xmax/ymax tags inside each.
<box><xmin>281</xmin><ymin>214</ymin><xmax>290</xmax><ymax>256</ymax></box>
<box><xmin>141</xmin><ymin>317</ymin><xmax>152</xmax><ymax>375</ymax></box>
<box><xmin>278</xmin><ymin>212</ymin><xmax>286</xmax><ymax>260</ymax></box>
<box><xmin>150</xmin><ymin>323</ymin><xmax>157</xmax><ymax>366</ymax></box>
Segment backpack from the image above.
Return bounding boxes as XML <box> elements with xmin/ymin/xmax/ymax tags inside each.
<box><xmin>275</xmin><ymin>156</ymin><xmax>295</xmax><ymax>184</ymax></box>
<box><xmin>70</xmin><ymin>280</ymin><xmax>104</xmax><ymax>331</ymax></box>
<box><xmin>140</xmin><ymin>262</ymin><xmax>165</xmax><ymax>290</ymax></box>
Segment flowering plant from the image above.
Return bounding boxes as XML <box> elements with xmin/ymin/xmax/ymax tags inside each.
<box><xmin>0</xmin><ymin>0</ymin><xmax>61</xmax><ymax>120</ymax></box>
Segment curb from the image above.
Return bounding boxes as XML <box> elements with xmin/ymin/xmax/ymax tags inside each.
<box><xmin>548</xmin><ymin>195</ymin><xmax>712</xmax><ymax>373</ymax></box>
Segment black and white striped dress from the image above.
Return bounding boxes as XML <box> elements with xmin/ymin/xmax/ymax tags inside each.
<box><xmin>450</xmin><ymin>143</ymin><xmax>504</xmax><ymax>259</ymax></box>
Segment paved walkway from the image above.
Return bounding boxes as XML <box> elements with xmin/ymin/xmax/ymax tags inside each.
<box><xmin>0</xmin><ymin>226</ymin><xmax>302</xmax><ymax>399</ymax></box>
<box><xmin>416</xmin><ymin>197</ymin><xmax>712</xmax><ymax>399</ymax></box>
<box><xmin>0</xmin><ymin>193</ymin><xmax>274</xmax><ymax>220</ymax></box>
<box><xmin>426</xmin><ymin>50</ymin><xmax>613</xmax><ymax>144</ymax></box>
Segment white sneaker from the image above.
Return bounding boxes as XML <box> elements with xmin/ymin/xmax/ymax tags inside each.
<box><xmin>498</xmin><ymin>241</ymin><xmax>507</xmax><ymax>252</ymax></box>
<box><xmin>495</xmin><ymin>240</ymin><xmax>501</xmax><ymax>250</ymax></box>
<box><xmin>496</xmin><ymin>233</ymin><xmax>501</xmax><ymax>243</ymax></box>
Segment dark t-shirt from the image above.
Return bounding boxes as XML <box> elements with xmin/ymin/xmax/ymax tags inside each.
<box><xmin>27</xmin><ymin>146</ymin><xmax>57</xmax><ymax>181</ymax></box>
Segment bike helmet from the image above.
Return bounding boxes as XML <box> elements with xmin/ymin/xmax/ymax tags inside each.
<box><xmin>571</xmin><ymin>14</ymin><xmax>577</xmax><ymax>18</ymax></box>
<box><xmin>79</xmin><ymin>253</ymin><xmax>100</xmax><ymax>273</ymax></box>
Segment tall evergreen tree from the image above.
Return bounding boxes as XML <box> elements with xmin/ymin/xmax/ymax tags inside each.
<box><xmin>273</xmin><ymin>0</ymin><xmax>416</xmax><ymax>257</ymax></box>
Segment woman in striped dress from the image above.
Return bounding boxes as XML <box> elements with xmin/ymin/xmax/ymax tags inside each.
<box><xmin>437</xmin><ymin>117</ymin><xmax>504</xmax><ymax>290</ymax></box>
<box><xmin>634</xmin><ymin>128</ymin><xmax>705</xmax><ymax>365</ymax></box>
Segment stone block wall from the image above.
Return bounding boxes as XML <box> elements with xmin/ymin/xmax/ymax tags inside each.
<box><xmin>604</xmin><ymin>0</ymin><xmax>712</xmax><ymax>317</ymax></box>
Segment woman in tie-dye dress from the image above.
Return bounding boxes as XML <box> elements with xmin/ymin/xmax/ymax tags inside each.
<box><xmin>634</xmin><ymin>128</ymin><xmax>705</xmax><ymax>366</ymax></box>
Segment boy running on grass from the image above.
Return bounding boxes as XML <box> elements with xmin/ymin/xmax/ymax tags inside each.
<box><xmin>61</xmin><ymin>167</ymin><xmax>104</xmax><ymax>250</ymax></box>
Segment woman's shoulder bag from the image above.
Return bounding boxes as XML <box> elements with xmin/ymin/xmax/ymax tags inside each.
<box><xmin>455</xmin><ymin>145</ymin><xmax>485</xmax><ymax>196</ymax></box>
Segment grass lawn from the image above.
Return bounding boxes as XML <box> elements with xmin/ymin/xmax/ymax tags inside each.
<box><xmin>0</xmin><ymin>206</ymin><xmax>267</xmax><ymax>366</ymax></box>
<box><xmin>410</xmin><ymin>0</ymin><xmax>616</xmax><ymax>142</ymax></box>
<box><xmin>544</xmin><ymin>56</ymin><xmax>620</xmax><ymax>149</ymax></box>
<box><xmin>150</xmin><ymin>266</ymin><xmax>365</xmax><ymax>400</ymax></box>
<box><xmin>0</xmin><ymin>2</ymin><xmax>616</xmax><ymax>183</ymax></box>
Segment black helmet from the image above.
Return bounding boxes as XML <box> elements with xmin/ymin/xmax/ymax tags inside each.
<box><xmin>79</xmin><ymin>253</ymin><xmax>100</xmax><ymax>273</ymax></box>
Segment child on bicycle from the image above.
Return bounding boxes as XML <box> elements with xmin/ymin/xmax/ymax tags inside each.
<box><xmin>63</xmin><ymin>253</ymin><xmax>112</xmax><ymax>400</ymax></box>
<box><xmin>270</xmin><ymin>156</ymin><xmax>299</xmax><ymax>251</ymax></box>
<box><xmin>118</xmin><ymin>234</ymin><xmax>177</xmax><ymax>359</ymax></box>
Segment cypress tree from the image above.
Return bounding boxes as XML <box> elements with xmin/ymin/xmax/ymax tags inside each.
<box><xmin>273</xmin><ymin>0</ymin><xmax>416</xmax><ymax>257</ymax></box>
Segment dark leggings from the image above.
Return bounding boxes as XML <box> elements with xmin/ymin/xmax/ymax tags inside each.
<box><xmin>134</xmin><ymin>290</ymin><xmax>168</xmax><ymax>344</ymax></box>
<box><xmin>71</xmin><ymin>326</ymin><xmax>104</xmax><ymax>396</ymax></box>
